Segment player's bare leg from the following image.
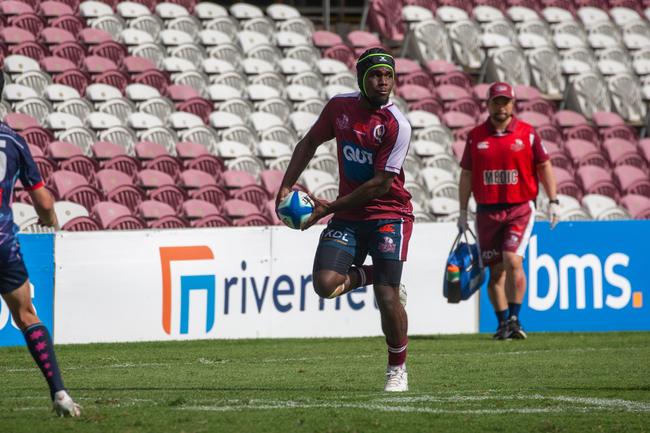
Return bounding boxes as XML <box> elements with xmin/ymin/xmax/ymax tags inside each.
<box><xmin>487</xmin><ymin>262</ymin><xmax>509</xmax><ymax>340</ymax></box>
<box><xmin>503</xmin><ymin>252</ymin><xmax>527</xmax><ymax>339</ymax></box>
<box><xmin>375</xmin><ymin>283</ymin><xmax>409</xmax><ymax>391</ymax></box>
<box><xmin>313</xmin><ymin>266</ymin><xmax>371</xmax><ymax>299</ymax></box>
<box><xmin>2</xmin><ymin>280</ymin><xmax>81</xmax><ymax>417</ymax></box>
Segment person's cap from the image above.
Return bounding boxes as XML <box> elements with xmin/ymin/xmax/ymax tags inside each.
<box><xmin>487</xmin><ymin>82</ymin><xmax>515</xmax><ymax>101</ymax></box>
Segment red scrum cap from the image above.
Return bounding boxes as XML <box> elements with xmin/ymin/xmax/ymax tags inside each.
<box><xmin>487</xmin><ymin>82</ymin><xmax>515</xmax><ymax>101</ymax></box>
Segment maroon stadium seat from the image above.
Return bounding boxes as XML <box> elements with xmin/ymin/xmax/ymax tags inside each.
<box><xmin>89</xmin><ymin>40</ymin><xmax>127</xmax><ymax>65</ymax></box>
<box><xmin>40</xmin><ymin>54</ymin><xmax>78</xmax><ymax>72</ymax></box>
<box><xmin>346</xmin><ymin>30</ymin><xmax>382</xmax><ymax>56</ymax></box>
<box><xmin>50</xmin><ymin>15</ymin><xmax>85</xmax><ymax>36</ymax></box>
<box><xmin>179</xmin><ymin>169</ymin><xmax>217</xmax><ymax>190</ymax></box>
<box><xmin>49</xmin><ymin>169</ymin><xmax>103</xmax><ymax>209</ymax></box>
<box><xmin>1</xmin><ymin>27</ymin><xmax>37</xmax><ymax>45</ymax></box>
<box><xmin>8</xmin><ymin>14</ymin><xmax>45</xmax><ymax>37</ymax></box>
<box><xmin>322</xmin><ymin>44</ymin><xmax>356</xmax><ymax>69</ymax></box>
<box><xmin>137</xmin><ymin>199</ymin><xmax>176</xmax><ymax>221</ymax></box>
<box><xmin>77</xmin><ymin>28</ymin><xmax>112</xmax><ymax>46</ymax></box>
<box><xmin>554</xmin><ymin>166</ymin><xmax>583</xmax><ymax>200</ymax></box>
<box><xmin>602</xmin><ymin>139</ymin><xmax>646</xmax><ymax>170</ymax></box>
<box><xmin>188</xmin><ymin>184</ymin><xmax>228</xmax><ymax>208</ymax></box>
<box><xmin>137</xmin><ymin>169</ymin><xmax>175</xmax><ymax>189</ymax></box>
<box><xmin>311</xmin><ymin>30</ymin><xmax>344</xmax><ymax>49</ymax></box>
<box><xmin>165</xmin><ymin>84</ymin><xmax>201</xmax><ymax>102</ymax></box>
<box><xmin>553</xmin><ymin>110</ymin><xmax>588</xmax><ymax>128</ymax></box>
<box><xmin>231</xmin><ymin>184</ymin><xmax>269</xmax><ymax>210</ymax></box>
<box><xmin>191</xmin><ymin>214</ymin><xmax>231</xmax><ymax>228</ymax></box>
<box><xmin>614</xmin><ymin>166</ymin><xmax>650</xmax><ymax>197</ymax></box>
<box><xmin>396</xmin><ymin>84</ymin><xmax>434</xmax><ymax>102</ymax></box>
<box><xmin>0</xmin><ymin>1</ymin><xmax>35</xmax><ymax>16</ymax></box>
<box><xmin>9</xmin><ymin>41</ymin><xmax>47</xmax><ymax>61</ymax></box>
<box><xmin>233</xmin><ymin>213</ymin><xmax>272</xmax><ymax>227</ymax></box>
<box><xmin>182</xmin><ymin>199</ymin><xmax>222</xmax><ymax>220</ymax></box>
<box><xmin>4</xmin><ymin>113</ymin><xmax>40</xmax><ymax>130</ymax></box>
<box><xmin>442</xmin><ymin>111</ymin><xmax>476</xmax><ymax>129</ymax></box>
<box><xmin>135</xmin><ymin>141</ymin><xmax>169</xmax><ymax>161</ymax></box>
<box><xmin>144</xmin><ymin>155</ymin><xmax>182</xmax><ymax>180</ymax></box>
<box><xmin>620</xmin><ymin>194</ymin><xmax>650</xmax><ymax>219</ymax></box>
<box><xmin>149</xmin><ymin>215</ymin><xmax>189</xmax><ymax>229</ymax></box>
<box><xmin>564</xmin><ymin>139</ymin><xmax>609</xmax><ymax>169</ymax></box>
<box><xmin>562</xmin><ymin>124</ymin><xmax>599</xmax><ymax>145</ymax></box>
<box><xmin>577</xmin><ymin>166</ymin><xmax>619</xmax><ymax>200</ymax></box>
<box><xmin>367</xmin><ymin>0</ymin><xmax>405</xmax><ymax>42</ymax></box>
<box><xmin>39</xmin><ymin>27</ymin><xmax>76</xmax><ymax>46</ymax></box>
<box><xmin>222</xmin><ymin>170</ymin><xmax>257</xmax><ymax>190</ymax></box>
<box><xmin>91</xmin><ymin>201</ymin><xmax>145</xmax><ymax>230</ymax></box>
<box><xmin>62</xmin><ymin>216</ymin><xmax>101</xmax><ymax>231</ymax></box>
<box><xmin>147</xmin><ymin>185</ymin><xmax>186</xmax><ymax>211</ymax></box>
<box><xmin>121</xmin><ymin>56</ymin><xmax>157</xmax><ymax>75</ymax></box>
<box><xmin>592</xmin><ymin>111</ymin><xmax>625</xmax><ymax>128</ymax></box>
<box><xmin>53</xmin><ymin>69</ymin><xmax>89</xmax><ymax>94</ymax></box>
<box><xmin>260</xmin><ymin>169</ymin><xmax>284</xmax><ymax>198</ymax></box>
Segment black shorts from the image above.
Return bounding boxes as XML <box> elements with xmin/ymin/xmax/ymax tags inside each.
<box><xmin>0</xmin><ymin>258</ymin><xmax>28</xmax><ymax>294</ymax></box>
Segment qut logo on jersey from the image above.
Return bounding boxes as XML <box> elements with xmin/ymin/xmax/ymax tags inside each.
<box><xmin>343</xmin><ymin>144</ymin><xmax>373</xmax><ymax>165</ymax></box>
<box><xmin>527</xmin><ymin>236</ymin><xmax>642</xmax><ymax>312</ymax></box>
<box><xmin>160</xmin><ymin>246</ymin><xmax>216</xmax><ymax>335</ymax></box>
<box><xmin>342</xmin><ymin>141</ymin><xmax>375</xmax><ymax>182</ymax></box>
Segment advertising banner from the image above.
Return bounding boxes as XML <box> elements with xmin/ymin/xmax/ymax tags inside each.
<box><xmin>479</xmin><ymin>221</ymin><xmax>649</xmax><ymax>333</ymax></box>
<box><xmin>54</xmin><ymin>223</ymin><xmax>477</xmax><ymax>344</ymax></box>
<box><xmin>0</xmin><ymin>234</ymin><xmax>55</xmax><ymax>347</ymax></box>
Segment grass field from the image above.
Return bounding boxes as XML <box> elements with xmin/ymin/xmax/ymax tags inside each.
<box><xmin>1</xmin><ymin>333</ymin><xmax>649</xmax><ymax>433</ymax></box>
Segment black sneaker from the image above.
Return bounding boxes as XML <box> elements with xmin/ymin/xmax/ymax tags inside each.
<box><xmin>493</xmin><ymin>321</ymin><xmax>509</xmax><ymax>340</ymax></box>
<box><xmin>507</xmin><ymin>316</ymin><xmax>527</xmax><ymax>339</ymax></box>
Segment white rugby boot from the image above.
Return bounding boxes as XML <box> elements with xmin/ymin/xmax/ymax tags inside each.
<box><xmin>52</xmin><ymin>390</ymin><xmax>81</xmax><ymax>417</ymax></box>
<box><xmin>384</xmin><ymin>364</ymin><xmax>408</xmax><ymax>392</ymax></box>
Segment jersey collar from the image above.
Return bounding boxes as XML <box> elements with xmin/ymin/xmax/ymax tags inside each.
<box><xmin>485</xmin><ymin>115</ymin><xmax>519</xmax><ymax>135</ymax></box>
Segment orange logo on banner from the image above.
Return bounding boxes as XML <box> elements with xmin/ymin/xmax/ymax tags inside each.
<box><xmin>159</xmin><ymin>246</ymin><xmax>214</xmax><ymax>334</ymax></box>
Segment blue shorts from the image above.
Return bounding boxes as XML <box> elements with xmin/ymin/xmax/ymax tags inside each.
<box><xmin>0</xmin><ymin>238</ymin><xmax>28</xmax><ymax>294</ymax></box>
<box><xmin>317</xmin><ymin>218</ymin><xmax>413</xmax><ymax>265</ymax></box>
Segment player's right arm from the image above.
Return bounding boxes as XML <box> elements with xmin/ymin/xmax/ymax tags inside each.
<box><xmin>276</xmin><ymin>131</ymin><xmax>324</xmax><ymax>206</ymax></box>
<box><xmin>276</xmin><ymin>100</ymin><xmax>335</xmax><ymax>208</ymax></box>
<box><xmin>13</xmin><ymin>131</ymin><xmax>59</xmax><ymax>229</ymax></box>
<box><xmin>29</xmin><ymin>187</ymin><xmax>59</xmax><ymax>229</ymax></box>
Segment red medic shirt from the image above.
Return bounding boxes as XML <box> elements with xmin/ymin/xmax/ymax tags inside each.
<box><xmin>460</xmin><ymin>116</ymin><xmax>549</xmax><ymax>204</ymax></box>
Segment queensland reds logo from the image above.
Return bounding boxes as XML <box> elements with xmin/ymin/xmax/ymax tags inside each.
<box><xmin>336</xmin><ymin>114</ymin><xmax>350</xmax><ymax>130</ymax></box>
<box><xmin>373</xmin><ymin>124</ymin><xmax>386</xmax><ymax>143</ymax></box>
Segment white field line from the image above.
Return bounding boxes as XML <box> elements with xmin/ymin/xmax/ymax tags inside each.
<box><xmin>176</xmin><ymin>394</ymin><xmax>650</xmax><ymax>415</ymax></box>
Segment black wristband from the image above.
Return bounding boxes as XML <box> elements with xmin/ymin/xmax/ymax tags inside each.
<box><xmin>549</xmin><ymin>199</ymin><xmax>559</xmax><ymax>205</ymax></box>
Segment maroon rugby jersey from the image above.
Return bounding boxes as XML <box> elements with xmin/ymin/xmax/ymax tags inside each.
<box><xmin>308</xmin><ymin>92</ymin><xmax>413</xmax><ymax>221</ymax></box>
<box><xmin>460</xmin><ymin>116</ymin><xmax>549</xmax><ymax>204</ymax></box>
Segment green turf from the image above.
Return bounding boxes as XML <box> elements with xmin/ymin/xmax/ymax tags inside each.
<box><xmin>1</xmin><ymin>333</ymin><xmax>649</xmax><ymax>433</ymax></box>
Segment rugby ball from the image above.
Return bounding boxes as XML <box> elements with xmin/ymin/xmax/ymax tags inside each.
<box><xmin>277</xmin><ymin>190</ymin><xmax>314</xmax><ymax>230</ymax></box>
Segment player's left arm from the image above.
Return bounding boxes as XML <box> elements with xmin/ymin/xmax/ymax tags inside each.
<box><xmin>303</xmin><ymin>171</ymin><xmax>396</xmax><ymax>230</ymax></box>
<box><xmin>536</xmin><ymin>161</ymin><xmax>557</xmax><ymax>201</ymax></box>
<box><xmin>531</xmin><ymin>130</ymin><xmax>557</xmax><ymax>201</ymax></box>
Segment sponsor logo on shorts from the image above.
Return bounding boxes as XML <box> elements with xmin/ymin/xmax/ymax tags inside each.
<box><xmin>322</xmin><ymin>229</ymin><xmax>350</xmax><ymax>244</ymax></box>
<box><xmin>379</xmin><ymin>224</ymin><xmax>395</xmax><ymax>233</ymax></box>
<box><xmin>378</xmin><ymin>237</ymin><xmax>396</xmax><ymax>253</ymax></box>
<box><xmin>511</xmin><ymin>139</ymin><xmax>524</xmax><ymax>152</ymax></box>
<box><xmin>483</xmin><ymin>169</ymin><xmax>519</xmax><ymax>185</ymax></box>
<box><xmin>477</xmin><ymin>141</ymin><xmax>489</xmax><ymax>150</ymax></box>
<box><xmin>482</xmin><ymin>249</ymin><xmax>498</xmax><ymax>261</ymax></box>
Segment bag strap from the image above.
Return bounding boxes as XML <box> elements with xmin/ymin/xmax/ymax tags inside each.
<box><xmin>448</xmin><ymin>231</ymin><xmax>463</xmax><ymax>256</ymax></box>
<box><xmin>460</xmin><ymin>227</ymin><xmax>484</xmax><ymax>269</ymax></box>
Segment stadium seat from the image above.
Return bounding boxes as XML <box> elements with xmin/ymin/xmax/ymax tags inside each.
<box><xmin>620</xmin><ymin>194</ymin><xmax>650</xmax><ymax>219</ymax></box>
